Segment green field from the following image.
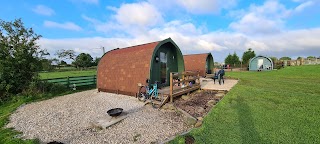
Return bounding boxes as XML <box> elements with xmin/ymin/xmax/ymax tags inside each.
<box><xmin>172</xmin><ymin>65</ymin><xmax>320</xmax><ymax>143</ymax></box>
<box><xmin>39</xmin><ymin>70</ymin><xmax>97</xmax><ymax>79</ymax></box>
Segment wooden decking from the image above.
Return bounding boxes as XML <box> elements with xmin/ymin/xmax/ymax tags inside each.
<box><xmin>153</xmin><ymin>72</ymin><xmax>238</xmax><ymax>108</ymax></box>
<box><xmin>200</xmin><ymin>78</ymin><xmax>238</xmax><ymax>91</ymax></box>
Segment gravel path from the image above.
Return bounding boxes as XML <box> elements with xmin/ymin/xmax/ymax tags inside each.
<box><xmin>6</xmin><ymin>90</ymin><xmax>190</xmax><ymax>144</ymax></box>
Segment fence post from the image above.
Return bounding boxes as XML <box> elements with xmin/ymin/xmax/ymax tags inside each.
<box><xmin>67</xmin><ymin>76</ymin><xmax>70</xmax><ymax>88</ymax></box>
<box><xmin>93</xmin><ymin>75</ymin><xmax>96</xmax><ymax>85</ymax></box>
<box><xmin>170</xmin><ymin>72</ymin><xmax>173</xmax><ymax>103</ymax></box>
<box><xmin>198</xmin><ymin>71</ymin><xmax>200</xmax><ymax>81</ymax></box>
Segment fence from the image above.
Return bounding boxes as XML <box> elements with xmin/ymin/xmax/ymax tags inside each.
<box><xmin>42</xmin><ymin>75</ymin><xmax>96</xmax><ymax>88</ymax></box>
<box><xmin>169</xmin><ymin>71</ymin><xmax>201</xmax><ymax>102</ymax></box>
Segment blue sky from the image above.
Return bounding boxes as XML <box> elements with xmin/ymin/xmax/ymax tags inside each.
<box><xmin>1</xmin><ymin>0</ymin><xmax>320</xmax><ymax>62</ymax></box>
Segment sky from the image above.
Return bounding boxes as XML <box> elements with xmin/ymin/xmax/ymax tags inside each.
<box><xmin>1</xmin><ymin>0</ymin><xmax>320</xmax><ymax>62</ymax></box>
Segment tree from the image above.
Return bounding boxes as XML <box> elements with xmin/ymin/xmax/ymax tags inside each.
<box><xmin>73</xmin><ymin>53</ymin><xmax>93</xmax><ymax>69</ymax></box>
<box><xmin>270</xmin><ymin>57</ymin><xmax>278</xmax><ymax>63</ymax></box>
<box><xmin>0</xmin><ymin>18</ymin><xmax>44</xmax><ymax>97</ymax></box>
<box><xmin>51</xmin><ymin>58</ymin><xmax>60</xmax><ymax>66</ymax></box>
<box><xmin>242</xmin><ymin>48</ymin><xmax>256</xmax><ymax>64</ymax></box>
<box><xmin>231</xmin><ymin>52</ymin><xmax>240</xmax><ymax>65</ymax></box>
<box><xmin>60</xmin><ymin>60</ymin><xmax>67</xmax><ymax>65</ymax></box>
<box><xmin>269</xmin><ymin>56</ymin><xmax>278</xmax><ymax>67</ymax></box>
<box><xmin>225</xmin><ymin>52</ymin><xmax>240</xmax><ymax>66</ymax></box>
<box><xmin>40</xmin><ymin>59</ymin><xmax>54</xmax><ymax>71</ymax></box>
<box><xmin>297</xmin><ymin>57</ymin><xmax>303</xmax><ymax>60</ymax></box>
<box><xmin>307</xmin><ymin>56</ymin><xmax>316</xmax><ymax>59</ymax></box>
<box><xmin>56</xmin><ymin>49</ymin><xmax>76</xmax><ymax>61</ymax></box>
<box><xmin>92</xmin><ymin>57</ymin><xmax>101</xmax><ymax>66</ymax></box>
<box><xmin>279</xmin><ymin>57</ymin><xmax>291</xmax><ymax>60</ymax></box>
<box><xmin>225</xmin><ymin>53</ymin><xmax>233</xmax><ymax>65</ymax></box>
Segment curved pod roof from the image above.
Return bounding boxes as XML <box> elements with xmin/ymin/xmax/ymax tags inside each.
<box><xmin>97</xmin><ymin>38</ymin><xmax>184</xmax><ymax>96</ymax></box>
<box><xmin>249</xmin><ymin>55</ymin><xmax>273</xmax><ymax>71</ymax></box>
<box><xmin>184</xmin><ymin>53</ymin><xmax>214</xmax><ymax>76</ymax></box>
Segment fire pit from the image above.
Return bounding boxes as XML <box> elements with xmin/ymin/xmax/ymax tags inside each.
<box><xmin>107</xmin><ymin>108</ymin><xmax>123</xmax><ymax>117</ymax></box>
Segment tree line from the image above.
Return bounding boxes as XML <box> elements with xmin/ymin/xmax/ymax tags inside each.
<box><xmin>224</xmin><ymin>48</ymin><xmax>318</xmax><ymax>67</ymax></box>
<box><xmin>40</xmin><ymin>49</ymin><xmax>100</xmax><ymax>71</ymax></box>
<box><xmin>0</xmin><ymin>18</ymin><xmax>100</xmax><ymax>101</ymax></box>
<box><xmin>224</xmin><ymin>48</ymin><xmax>256</xmax><ymax>66</ymax></box>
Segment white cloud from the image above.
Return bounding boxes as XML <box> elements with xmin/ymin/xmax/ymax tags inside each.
<box><xmin>83</xmin><ymin>2</ymin><xmax>163</xmax><ymax>35</ymax></box>
<box><xmin>244</xmin><ymin>40</ymin><xmax>269</xmax><ymax>51</ymax></box>
<box><xmin>32</xmin><ymin>5</ymin><xmax>55</xmax><ymax>16</ymax></box>
<box><xmin>229</xmin><ymin>1</ymin><xmax>291</xmax><ymax>35</ymax></box>
<box><xmin>106</xmin><ymin>6</ymin><xmax>117</xmax><ymax>11</ymax></box>
<box><xmin>44</xmin><ymin>21</ymin><xmax>82</xmax><ymax>31</ymax></box>
<box><xmin>39</xmin><ymin>17</ymin><xmax>320</xmax><ymax>62</ymax></box>
<box><xmin>40</xmin><ymin>1</ymin><xmax>320</xmax><ymax>62</ymax></box>
<box><xmin>70</xmin><ymin>0</ymin><xmax>99</xmax><ymax>4</ymax></box>
<box><xmin>114</xmin><ymin>2</ymin><xmax>163</xmax><ymax>27</ymax></box>
<box><xmin>176</xmin><ymin>0</ymin><xmax>237</xmax><ymax>14</ymax></box>
<box><xmin>82</xmin><ymin>15</ymin><xmax>100</xmax><ymax>24</ymax></box>
<box><xmin>295</xmin><ymin>1</ymin><xmax>314</xmax><ymax>12</ymax></box>
<box><xmin>229</xmin><ymin>13</ymin><xmax>283</xmax><ymax>34</ymax></box>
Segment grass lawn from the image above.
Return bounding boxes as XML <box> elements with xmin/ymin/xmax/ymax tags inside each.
<box><xmin>172</xmin><ymin>65</ymin><xmax>320</xmax><ymax>143</ymax></box>
<box><xmin>39</xmin><ymin>70</ymin><xmax>96</xmax><ymax>79</ymax></box>
<box><xmin>0</xmin><ymin>98</ymin><xmax>38</xmax><ymax>144</ymax></box>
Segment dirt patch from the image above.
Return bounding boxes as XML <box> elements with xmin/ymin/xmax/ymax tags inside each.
<box><xmin>174</xmin><ymin>90</ymin><xmax>226</xmax><ymax>118</ymax></box>
<box><xmin>185</xmin><ymin>135</ymin><xmax>195</xmax><ymax>144</ymax></box>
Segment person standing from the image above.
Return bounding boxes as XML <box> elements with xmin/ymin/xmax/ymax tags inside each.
<box><xmin>217</xmin><ymin>68</ymin><xmax>225</xmax><ymax>85</ymax></box>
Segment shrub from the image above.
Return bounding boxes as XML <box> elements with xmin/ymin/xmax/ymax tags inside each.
<box><xmin>0</xmin><ymin>18</ymin><xmax>49</xmax><ymax>100</ymax></box>
<box><xmin>22</xmin><ymin>80</ymin><xmax>68</xmax><ymax>97</ymax></box>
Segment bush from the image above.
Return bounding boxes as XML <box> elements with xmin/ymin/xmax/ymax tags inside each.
<box><xmin>274</xmin><ymin>64</ymin><xmax>284</xmax><ymax>70</ymax></box>
<box><xmin>0</xmin><ymin>18</ymin><xmax>45</xmax><ymax>98</ymax></box>
<box><xmin>22</xmin><ymin>80</ymin><xmax>68</xmax><ymax>96</ymax></box>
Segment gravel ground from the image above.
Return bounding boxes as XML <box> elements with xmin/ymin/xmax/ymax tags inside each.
<box><xmin>6</xmin><ymin>90</ymin><xmax>190</xmax><ymax>144</ymax></box>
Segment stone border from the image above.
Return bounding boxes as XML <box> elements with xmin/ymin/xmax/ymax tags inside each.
<box><xmin>160</xmin><ymin>90</ymin><xmax>227</xmax><ymax>143</ymax></box>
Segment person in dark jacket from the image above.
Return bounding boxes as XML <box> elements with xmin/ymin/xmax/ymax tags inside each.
<box><xmin>212</xmin><ymin>68</ymin><xmax>225</xmax><ymax>85</ymax></box>
<box><xmin>217</xmin><ymin>68</ymin><xmax>225</xmax><ymax>85</ymax></box>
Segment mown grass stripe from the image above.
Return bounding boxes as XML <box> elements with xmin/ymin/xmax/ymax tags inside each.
<box><xmin>171</xmin><ymin>65</ymin><xmax>320</xmax><ymax>143</ymax></box>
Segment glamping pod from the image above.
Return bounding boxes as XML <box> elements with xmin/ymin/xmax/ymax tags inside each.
<box><xmin>184</xmin><ymin>53</ymin><xmax>214</xmax><ymax>77</ymax></box>
<box><xmin>97</xmin><ymin>38</ymin><xmax>185</xmax><ymax>96</ymax></box>
<box><xmin>249</xmin><ymin>55</ymin><xmax>273</xmax><ymax>71</ymax></box>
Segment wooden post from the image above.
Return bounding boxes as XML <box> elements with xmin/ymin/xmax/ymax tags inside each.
<box><xmin>197</xmin><ymin>71</ymin><xmax>200</xmax><ymax>88</ymax></box>
<box><xmin>182</xmin><ymin>72</ymin><xmax>185</xmax><ymax>86</ymax></box>
<box><xmin>93</xmin><ymin>75</ymin><xmax>96</xmax><ymax>85</ymax></box>
<box><xmin>170</xmin><ymin>72</ymin><xmax>173</xmax><ymax>103</ymax></box>
<box><xmin>67</xmin><ymin>76</ymin><xmax>70</xmax><ymax>88</ymax></box>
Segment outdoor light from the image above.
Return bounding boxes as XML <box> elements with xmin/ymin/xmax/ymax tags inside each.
<box><xmin>155</xmin><ymin>56</ymin><xmax>159</xmax><ymax>63</ymax></box>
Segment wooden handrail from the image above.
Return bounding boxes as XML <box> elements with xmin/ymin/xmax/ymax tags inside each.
<box><xmin>172</xmin><ymin>71</ymin><xmax>199</xmax><ymax>77</ymax></box>
<box><xmin>169</xmin><ymin>71</ymin><xmax>200</xmax><ymax>103</ymax></box>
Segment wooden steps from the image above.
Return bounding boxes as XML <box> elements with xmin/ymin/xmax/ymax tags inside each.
<box><xmin>150</xmin><ymin>95</ymin><xmax>170</xmax><ymax>108</ymax></box>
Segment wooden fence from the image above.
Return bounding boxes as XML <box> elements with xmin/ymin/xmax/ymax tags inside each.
<box><xmin>42</xmin><ymin>75</ymin><xmax>96</xmax><ymax>88</ymax></box>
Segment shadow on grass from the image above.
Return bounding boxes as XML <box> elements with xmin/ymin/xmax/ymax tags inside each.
<box><xmin>235</xmin><ymin>97</ymin><xmax>266</xmax><ymax>143</ymax></box>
